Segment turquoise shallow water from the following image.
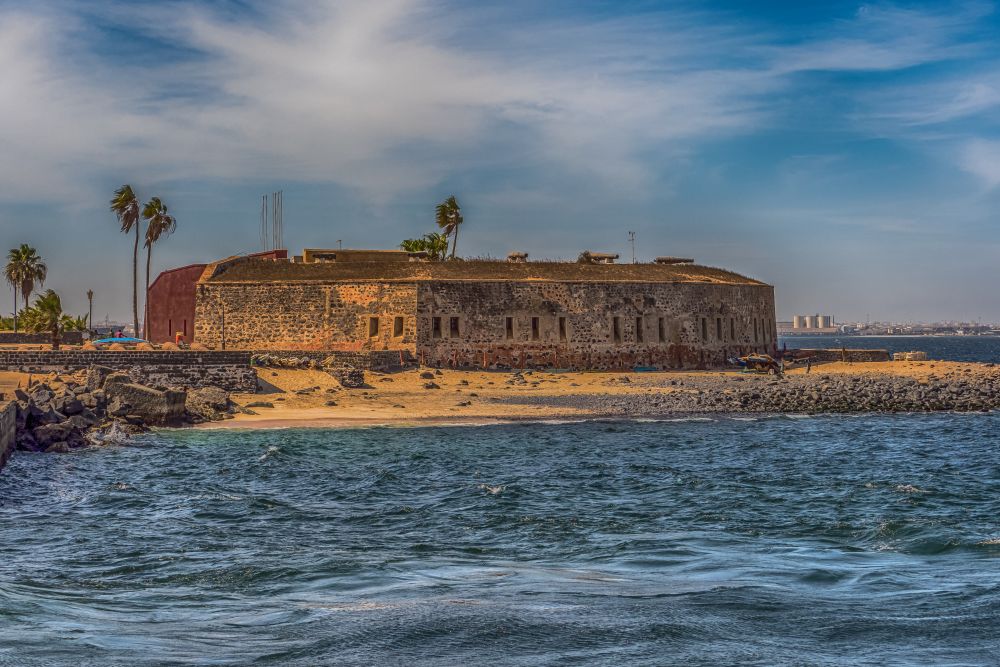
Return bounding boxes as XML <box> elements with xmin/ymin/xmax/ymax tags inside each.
<box><xmin>2</xmin><ymin>414</ymin><xmax>999</xmax><ymax>665</ymax></box>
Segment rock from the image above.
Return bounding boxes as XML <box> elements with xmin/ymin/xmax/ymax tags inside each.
<box><xmin>105</xmin><ymin>382</ymin><xmax>187</xmax><ymax>426</ymax></box>
<box><xmin>102</xmin><ymin>372</ymin><xmax>132</xmax><ymax>390</ymax></box>
<box><xmin>85</xmin><ymin>365</ymin><xmax>114</xmax><ymax>390</ymax></box>
<box><xmin>330</xmin><ymin>368</ymin><xmax>367</xmax><ymax>389</ymax></box>
<box><xmin>186</xmin><ymin>386</ymin><xmax>232</xmax><ymax>422</ymax></box>
<box><xmin>60</xmin><ymin>398</ymin><xmax>85</xmax><ymax>416</ymax></box>
<box><xmin>419</xmin><ymin>371</ymin><xmax>436</xmax><ymax>379</ymax></box>
<box><xmin>245</xmin><ymin>401</ymin><xmax>275</xmax><ymax>409</ymax></box>
<box><xmin>324</xmin><ymin>400</ymin><xmax>337</xmax><ymax>406</ymax></box>
<box><xmin>44</xmin><ymin>442</ymin><xmax>71</xmax><ymax>453</ymax></box>
<box><xmin>32</xmin><ymin>422</ymin><xmax>75</xmax><ymax>447</ymax></box>
<box><xmin>424</xmin><ymin>381</ymin><xmax>440</xmax><ymax>389</ymax></box>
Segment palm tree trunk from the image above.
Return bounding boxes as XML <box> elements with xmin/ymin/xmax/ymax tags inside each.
<box><xmin>450</xmin><ymin>224</ymin><xmax>459</xmax><ymax>259</ymax></box>
<box><xmin>132</xmin><ymin>225</ymin><xmax>140</xmax><ymax>337</ymax></box>
<box><xmin>12</xmin><ymin>283</ymin><xmax>17</xmax><ymax>333</ymax></box>
<box><xmin>145</xmin><ymin>244</ymin><xmax>152</xmax><ymax>340</ymax></box>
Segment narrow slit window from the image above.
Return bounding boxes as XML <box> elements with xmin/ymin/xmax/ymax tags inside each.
<box><xmin>658</xmin><ymin>317</ymin><xmax>666</xmax><ymax>343</ymax></box>
<box><xmin>730</xmin><ymin>318</ymin><xmax>735</xmax><ymax>341</ymax></box>
<box><xmin>450</xmin><ymin>316</ymin><xmax>460</xmax><ymax>337</ymax></box>
<box><xmin>635</xmin><ymin>317</ymin><xmax>644</xmax><ymax>343</ymax></box>
<box><xmin>369</xmin><ymin>317</ymin><xmax>379</xmax><ymax>338</ymax></box>
<box><xmin>432</xmin><ymin>317</ymin><xmax>442</xmax><ymax>339</ymax></box>
<box><xmin>613</xmin><ymin>317</ymin><xmax>622</xmax><ymax>343</ymax></box>
<box><xmin>531</xmin><ymin>317</ymin><xmax>540</xmax><ymax>341</ymax></box>
<box><xmin>716</xmin><ymin>317</ymin><xmax>723</xmax><ymax>341</ymax></box>
<box><xmin>393</xmin><ymin>316</ymin><xmax>404</xmax><ymax>337</ymax></box>
<box><xmin>168</xmin><ymin>319</ymin><xmax>172</xmax><ymax>339</ymax></box>
<box><xmin>183</xmin><ymin>319</ymin><xmax>187</xmax><ymax>337</ymax></box>
<box><xmin>505</xmin><ymin>317</ymin><xmax>514</xmax><ymax>340</ymax></box>
<box><xmin>701</xmin><ymin>317</ymin><xmax>707</xmax><ymax>341</ymax></box>
<box><xmin>558</xmin><ymin>316</ymin><xmax>567</xmax><ymax>341</ymax></box>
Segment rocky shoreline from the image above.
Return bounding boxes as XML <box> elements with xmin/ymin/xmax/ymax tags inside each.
<box><xmin>498</xmin><ymin>366</ymin><xmax>1000</xmax><ymax>416</ymax></box>
<box><xmin>7</xmin><ymin>365</ymin><xmax>242</xmax><ymax>453</ymax></box>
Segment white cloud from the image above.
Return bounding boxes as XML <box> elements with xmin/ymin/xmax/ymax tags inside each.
<box><xmin>960</xmin><ymin>139</ymin><xmax>1000</xmax><ymax>188</ymax></box>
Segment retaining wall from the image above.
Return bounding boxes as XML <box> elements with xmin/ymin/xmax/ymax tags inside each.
<box><xmin>0</xmin><ymin>402</ymin><xmax>14</xmax><ymax>472</ymax></box>
<box><xmin>0</xmin><ymin>351</ymin><xmax>256</xmax><ymax>392</ymax></box>
<box><xmin>0</xmin><ymin>331</ymin><xmax>83</xmax><ymax>345</ymax></box>
<box><xmin>251</xmin><ymin>350</ymin><xmax>415</xmax><ymax>371</ymax></box>
<box><xmin>794</xmin><ymin>349</ymin><xmax>890</xmax><ymax>363</ymax></box>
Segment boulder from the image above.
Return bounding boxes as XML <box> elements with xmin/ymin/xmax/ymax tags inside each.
<box><xmin>330</xmin><ymin>368</ymin><xmax>367</xmax><ymax>389</ymax></box>
<box><xmin>102</xmin><ymin>372</ymin><xmax>132</xmax><ymax>390</ymax></box>
<box><xmin>86</xmin><ymin>365</ymin><xmax>114</xmax><ymax>391</ymax></box>
<box><xmin>186</xmin><ymin>386</ymin><xmax>233</xmax><ymax>422</ymax></box>
<box><xmin>105</xmin><ymin>382</ymin><xmax>187</xmax><ymax>426</ymax></box>
<box><xmin>32</xmin><ymin>422</ymin><xmax>75</xmax><ymax>447</ymax></box>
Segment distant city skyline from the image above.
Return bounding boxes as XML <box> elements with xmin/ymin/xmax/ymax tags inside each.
<box><xmin>2</xmin><ymin>0</ymin><xmax>999</xmax><ymax>323</ymax></box>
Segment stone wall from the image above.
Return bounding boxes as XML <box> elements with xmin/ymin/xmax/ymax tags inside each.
<box><xmin>416</xmin><ymin>281</ymin><xmax>776</xmax><ymax>369</ymax></box>
<box><xmin>0</xmin><ymin>351</ymin><xmax>256</xmax><ymax>392</ymax></box>
<box><xmin>0</xmin><ymin>331</ymin><xmax>83</xmax><ymax>345</ymax></box>
<box><xmin>252</xmin><ymin>350</ymin><xmax>415</xmax><ymax>371</ymax></box>
<box><xmin>794</xmin><ymin>349</ymin><xmax>891</xmax><ymax>363</ymax></box>
<box><xmin>193</xmin><ymin>278</ymin><xmax>776</xmax><ymax>370</ymax></box>
<box><xmin>0</xmin><ymin>401</ymin><xmax>14</xmax><ymax>472</ymax></box>
<box><xmin>195</xmin><ymin>282</ymin><xmax>419</xmax><ymax>351</ymax></box>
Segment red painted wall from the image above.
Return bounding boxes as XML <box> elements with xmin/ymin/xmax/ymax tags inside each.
<box><xmin>146</xmin><ymin>250</ymin><xmax>288</xmax><ymax>343</ymax></box>
<box><xmin>146</xmin><ymin>264</ymin><xmax>206</xmax><ymax>343</ymax></box>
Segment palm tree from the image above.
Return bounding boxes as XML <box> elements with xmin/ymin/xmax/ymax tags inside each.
<box><xmin>110</xmin><ymin>184</ymin><xmax>141</xmax><ymax>337</ymax></box>
<box><xmin>3</xmin><ymin>244</ymin><xmax>47</xmax><ymax>332</ymax></box>
<box><xmin>435</xmin><ymin>196</ymin><xmax>464</xmax><ymax>259</ymax></box>
<box><xmin>141</xmin><ymin>197</ymin><xmax>177</xmax><ymax>339</ymax></box>
<box><xmin>86</xmin><ymin>289</ymin><xmax>94</xmax><ymax>330</ymax></box>
<box><xmin>400</xmin><ymin>232</ymin><xmax>450</xmax><ymax>261</ymax></box>
<box><xmin>20</xmin><ymin>289</ymin><xmax>84</xmax><ymax>350</ymax></box>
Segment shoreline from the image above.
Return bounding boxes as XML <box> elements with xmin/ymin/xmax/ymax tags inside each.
<box><xmin>192</xmin><ymin>409</ymin><xmax>998</xmax><ymax>431</ymax></box>
<box><xmin>214</xmin><ymin>360</ymin><xmax>1000</xmax><ymax>429</ymax></box>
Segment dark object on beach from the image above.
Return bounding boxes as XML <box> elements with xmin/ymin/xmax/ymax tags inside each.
<box><xmin>420</xmin><ymin>371</ymin><xmax>436</xmax><ymax>380</ymax></box>
<box><xmin>424</xmin><ymin>381</ymin><xmax>441</xmax><ymax>389</ymax></box>
<box><xmin>245</xmin><ymin>401</ymin><xmax>275</xmax><ymax>409</ymax></box>
<box><xmin>330</xmin><ymin>368</ymin><xmax>367</xmax><ymax>389</ymax></box>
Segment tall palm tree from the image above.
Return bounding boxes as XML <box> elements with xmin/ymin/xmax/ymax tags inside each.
<box><xmin>3</xmin><ymin>244</ymin><xmax>47</xmax><ymax>332</ymax></box>
<box><xmin>86</xmin><ymin>289</ymin><xmax>94</xmax><ymax>330</ymax></box>
<box><xmin>141</xmin><ymin>197</ymin><xmax>177</xmax><ymax>339</ymax></box>
<box><xmin>435</xmin><ymin>196</ymin><xmax>464</xmax><ymax>260</ymax></box>
<box><xmin>110</xmin><ymin>185</ymin><xmax>141</xmax><ymax>337</ymax></box>
<box><xmin>20</xmin><ymin>289</ymin><xmax>83</xmax><ymax>350</ymax></box>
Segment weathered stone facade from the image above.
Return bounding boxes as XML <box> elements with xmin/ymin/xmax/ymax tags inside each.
<box><xmin>416</xmin><ymin>281</ymin><xmax>775</xmax><ymax>369</ymax></box>
<box><xmin>192</xmin><ymin>255</ymin><xmax>776</xmax><ymax>370</ymax></box>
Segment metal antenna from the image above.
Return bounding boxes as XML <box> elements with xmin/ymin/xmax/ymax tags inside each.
<box><xmin>628</xmin><ymin>231</ymin><xmax>636</xmax><ymax>264</ymax></box>
<box><xmin>261</xmin><ymin>194</ymin><xmax>270</xmax><ymax>251</ymax></box>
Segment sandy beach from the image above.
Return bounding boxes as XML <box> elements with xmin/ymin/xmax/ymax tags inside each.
<box><xmin>206</xmin><ymin>360</ymin><xmax>1000</xmax><ymax>428</ymax></box>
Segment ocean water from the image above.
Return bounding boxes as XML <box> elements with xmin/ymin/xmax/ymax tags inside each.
<box><xmin>779</xmin><ymin>334</ymin><xmax>1000</xmax><ymax>364</ymax></box>
<box><xmin>2</xmin><ymin>416</ymin><xmax>999</xmax><ymax>665</ymax></box>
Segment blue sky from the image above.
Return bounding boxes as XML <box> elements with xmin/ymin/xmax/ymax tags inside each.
<box><xmin>1</xmin><ymin>0</ymin><xmax>999</xmax><ymax>323</ymax></box>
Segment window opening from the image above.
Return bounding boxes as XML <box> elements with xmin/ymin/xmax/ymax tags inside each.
<box><xmin>531</xmin><ymin>317</ymin><xmax>540</xmax><ymax>341</ymax></box>
<box><xmin>613</xmin><ymin>317</ymin><xmax>622</xmax><ymax>343</ymax></box>
<box><xmin>432</xmin><ymin>317</ymin><xmax>442</xmax><ymax>338</ymax></box>
<box><xmin>393</xmin><ymin>316</ymin><xmax>404</xmax><ymax>337</ymax></box>
<box><xmin>558</xmin><ymin>316</ymin><xmax>567</xmax><ymax>341</ymax></box>
<box><xmin>505</xmin><ymin>317</ymin><xmax>514</xmax><ymax>340</ymax></box>
<box><xmin>635</xmin><ymin>317</ymin><xmax>644</xmax><ymax>343</ymax></box>
<box><xmin>369</xmin><ymin>317</ymin><xmax>379</xmax><ymax>337</ymax></box>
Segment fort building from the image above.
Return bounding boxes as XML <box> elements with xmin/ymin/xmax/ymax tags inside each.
<box><xmin>148</xmin><ymin>248</ymin><xmax>776</xmax><ymax>369</ymax></box>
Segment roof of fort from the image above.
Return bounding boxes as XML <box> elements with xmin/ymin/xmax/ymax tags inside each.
<box><xmin>201</xmin><ymin>257</ymin><xmax>768</xmax><ymax>286</ymax></box>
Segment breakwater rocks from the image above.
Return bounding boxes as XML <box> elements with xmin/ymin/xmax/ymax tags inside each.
<box><xmin>502</xmin><ymin>367</ymin><xmax>1000</xmax><ymax>415</ymax></box>
<box><xmin>7</xmin><ymin>366</ymin><xmax>241</xmax><ymax>453</ymax></box>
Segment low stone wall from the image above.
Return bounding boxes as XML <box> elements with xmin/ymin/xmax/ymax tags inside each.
<box><xmin>0</xmin><ymin>331</ymin><xmax>83</xmax><ymax>345</ymax></box>
<box><xmin>251</xmin><ymin>350</ymin><xmax>415</xmax><ymax>371</ymax></box>
<box><xmin>0</xmin><ymin>351</ymin><xmax>256</xmax><ymax>392</ymax></box>
<box><xmin>0</xmin><ymin>401</ymin><xmax>14</xmax><ymax>472</ymax></box>
<box><xmin>792</xmin><ymin>349</ymin><xmax>890</xmax><ymax>363</ymax></box>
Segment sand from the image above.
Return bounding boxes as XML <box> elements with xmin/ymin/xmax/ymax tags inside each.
<box><xmin>211</xmin><ymin>359</ymin><xmax>997</xmax><ymax>429</ymax></box>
